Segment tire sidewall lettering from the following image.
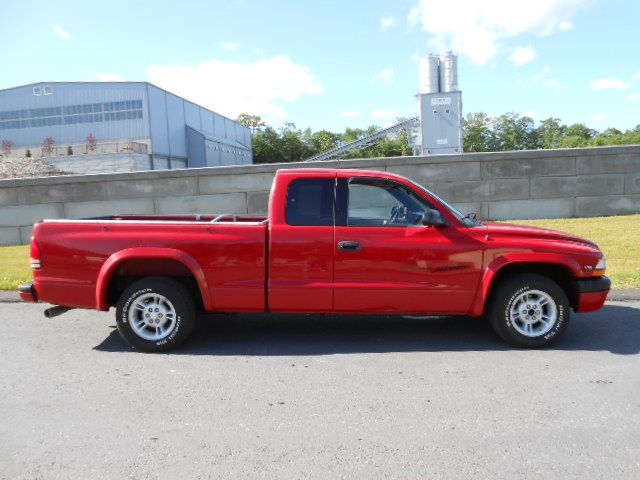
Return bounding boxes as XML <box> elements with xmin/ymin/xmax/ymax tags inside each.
<box><xmin>121</xmin><ymin>288</ymin><xmax>152</xmax><ymax>324</ymax></box>
<box><xmin>503</xmin><ymin>284</ymin><xmax>561</xmax><ymax>340</ymax></box>
<box><xmin>503</xmin><ymin>284</ymin><xmax>532</xmax><ymax>331</ymax></box>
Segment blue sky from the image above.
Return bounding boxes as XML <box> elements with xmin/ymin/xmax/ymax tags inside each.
<box><xmin>1</xmin><ymin>0</ymin><xmax>639</xmax><ymax>132</ymax></box>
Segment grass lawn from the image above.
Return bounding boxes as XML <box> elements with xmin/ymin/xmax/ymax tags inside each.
<box><xmin>0</xmin><ymin>245</ymin><xmax>32</xmax><ymax>290</ymax></box>
<box><xmin>0</xmin><ymin>214</ymin><xmax>638</xmax><ymax>290</ymax></box>
<box><xmin>507</xmin><ymin>214</ymin><xmax>640</xmax><ymax>289</ymax></box>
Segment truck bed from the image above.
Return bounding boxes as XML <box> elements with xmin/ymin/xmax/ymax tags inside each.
<box><xmin>33</xmin><ymin>216</ymin><xmax>269</xmax><ymax>312</ymax></box>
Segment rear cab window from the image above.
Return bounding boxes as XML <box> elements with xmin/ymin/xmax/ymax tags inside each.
<box><xmin>285</xmin><ymin>178</ymin><xmax>335</xmax><ymax>226</ymax></box>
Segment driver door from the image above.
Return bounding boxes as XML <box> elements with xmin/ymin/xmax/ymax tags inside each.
<box><xmin>333</xmin><ymin>177</ymin><xmax>482</xmax><ymax>314</ymax></box>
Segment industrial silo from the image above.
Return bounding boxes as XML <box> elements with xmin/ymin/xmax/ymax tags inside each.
<box><xmin>419</xmin><ymin>55</ymin><xmax>440</xmax><ymax>94</ymax></box>
<box><xmin>438</xmin><ymin>51</ymin><xmax>458</xmax><ymax>92</ymax></box>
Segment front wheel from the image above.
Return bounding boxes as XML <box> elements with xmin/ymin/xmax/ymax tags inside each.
<box><xmin>488</xmin><ymin>274</ymin><xmax>570</xmax><ymax>348</ymax></box>
<box><xmin>115</xmin><ymin>277</ymin><xmax>196</xmax><ymax>352</ymax></box>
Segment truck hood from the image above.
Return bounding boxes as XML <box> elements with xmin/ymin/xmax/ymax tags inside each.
<box><xmin>483</xmin><ymin>222</ymin><xmax>599</xmax><ymax>249</ymax></box>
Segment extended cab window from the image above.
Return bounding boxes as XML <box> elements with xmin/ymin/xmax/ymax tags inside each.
<box><xmin>286</xmin><ymin>178</ymin><xmax>335</xmax><ymax>226</ymax></box>
<box><xmin>347</xmin><ymin>179</ymin><xmax>434</xmax><ymax>226</ymax></box>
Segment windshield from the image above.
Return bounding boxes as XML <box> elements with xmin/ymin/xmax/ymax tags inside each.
<box><xmin>409</xmin><ymin>180</ymin><xmax>484</xmax><ymax>227</ymax></box>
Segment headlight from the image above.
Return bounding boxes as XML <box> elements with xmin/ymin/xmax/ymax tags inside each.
<box><xmin>593</xmin><ymin>256</ymin><xmax>607</xmax><ymax>276</ymax></box>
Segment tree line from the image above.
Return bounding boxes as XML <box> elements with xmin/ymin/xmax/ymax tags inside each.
<box><xmin>235</xmin><ymin>112</ymin><xmax>640</xmax><ymax>164</ymax></box>
<box><xmin>463</xmin><ymin>112</ymin><xmax>640</xmax><ymax>152</ymax></box>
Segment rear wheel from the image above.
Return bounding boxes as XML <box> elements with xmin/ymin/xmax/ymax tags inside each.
<box><xmin>488</xmin><ymin>274</ymin><xmax>570</xmax><ymax>348</ymax></box>
<box><xmin>115</xmin><ymin>277</ymin><xmax>196</xmax><ymax>352</ymax></box>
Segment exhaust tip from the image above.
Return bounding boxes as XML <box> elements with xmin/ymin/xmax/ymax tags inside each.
<box><xmin>44</xmin><ymin>306</ymin><xmax>72</xmax><ymax>318</ymax></box>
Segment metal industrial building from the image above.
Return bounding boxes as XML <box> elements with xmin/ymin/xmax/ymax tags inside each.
<box><xmin>0</xmin><ymin>81</ymin><xmax>252</xmax><ymax>174</ymax></box>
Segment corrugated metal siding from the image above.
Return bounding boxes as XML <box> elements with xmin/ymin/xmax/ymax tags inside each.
<box><xmin>165</xmin><ymin>92</ymin><xmax>186</xmax><ymax>157</ymax></box>
<box><xmin>185</xmin><ymin>126</ymin><xmax>206</xmax><ymax>168</ymax></box>
<box><xmin>183</xmin><ymin>101</ymin><xmax>201</xmax><ymax>131</ymax></box>
<box><xmin>147</xmin><ymin>85</ymin><xmax>169</xmax><ymax>155</ymax></box>
<box><xmin>200</xmin><ymin>108</ymin><xmax>214</xmax><ymax>134</ymax></box>
<box><xmin>0</xmin><ymin>81</ymin><xmax>252</xmax><ymax>167</ymax></box>
<box><xmin>0</xmin><ymin>82</ymin><xmax>149</xmax><ymax>147</ymax></box>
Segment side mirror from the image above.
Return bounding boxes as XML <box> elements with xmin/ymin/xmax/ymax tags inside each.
<box><xmin>421</xmin><ymin>208</ymin><xmax>448</xmax><ymax>227</ymax></box>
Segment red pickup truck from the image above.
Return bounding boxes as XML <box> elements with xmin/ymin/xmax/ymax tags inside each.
<box><xmin>19</xmin><ymin>168</ymin><xmax>610</xmax><ymax>351</ymax></box>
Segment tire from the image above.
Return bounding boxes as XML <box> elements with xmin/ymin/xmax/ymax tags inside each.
<box><xmin>488</xmin><ymin>274</ymin><xmax>570</xmax><ymax>348</ymax></box>
<box><xmin>115</xmin><ymin>276</ymin><xmax>196</xmax><ymax>352</ymax></box>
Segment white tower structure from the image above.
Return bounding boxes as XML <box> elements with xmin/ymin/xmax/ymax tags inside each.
<box><xmin>419</xmin><ymin>52</ymin><xmax>463</xmax><ymax>155</ymax></box>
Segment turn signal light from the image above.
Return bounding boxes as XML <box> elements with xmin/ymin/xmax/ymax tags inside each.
<box><xmin>30</xmin><ymin>237</ymin><xmax>41</xmax><ymax>269</ymax></box>
<box><xmin>585</xmin><ymin>257</ymin><xmax>606</xmax><ymax>276</ymax></box>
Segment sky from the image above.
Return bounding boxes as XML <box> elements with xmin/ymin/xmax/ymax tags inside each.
<box><xmin>1</xmin><ymin>0</ymin><xmax>639</xmax><ymax>133</ymax></box>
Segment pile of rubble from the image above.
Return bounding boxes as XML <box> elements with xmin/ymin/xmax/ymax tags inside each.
<box><xmin>0</xmin><ymin>156</ymin><xmax>68</xmax><ymax>180</ymax></box>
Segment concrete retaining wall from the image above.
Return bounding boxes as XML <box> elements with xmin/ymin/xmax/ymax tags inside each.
<box><xmin>1</xmin><ymin>145</ymin><xmax>639</xmax><ymax>245</ymax></box>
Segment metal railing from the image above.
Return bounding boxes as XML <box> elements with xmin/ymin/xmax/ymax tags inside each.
<box><xmin>42</xmin><ymin>139</ymin><xmax>149</xmax><ymax>157</ymax></box>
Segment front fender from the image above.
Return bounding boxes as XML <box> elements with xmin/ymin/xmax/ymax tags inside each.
<box><xmin>96</xmin><ymin>248</ymin><xmax>212</xmax><ymax>311</ymax></box>
<box><xmin>469</xmin><ymin>252</ymin><xmax>582</xmax><ymax>317</ymax></box>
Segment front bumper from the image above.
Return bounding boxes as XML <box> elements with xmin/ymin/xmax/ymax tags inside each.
<box><xmin>575</xmin><ymin>276</ymin><xmax>610</xmax><ymax>312</ymax></box>
<box><xmin>18</xmin><ymin>282</ymin><xmax>38</xmax><ymax>303</ymax></box>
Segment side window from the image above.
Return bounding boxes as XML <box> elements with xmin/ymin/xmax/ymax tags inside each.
<box><xmin>286</xmin><ymin>178</ymin><xmax>335</xmax><ymax>226</ymax></box>
<box><xmin>347</xmin><ymin>179</ymin><xmax>433</xmax><ymax>226</ymax></box>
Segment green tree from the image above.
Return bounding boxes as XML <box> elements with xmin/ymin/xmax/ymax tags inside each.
<box><xmin>558</xmin><ymin>123</ymin><xmax>595</xmax><ymax>148</ymax></box>
<box><xmin>235</xmin><ymin>113</ymin><xmax>266</xmax><ymax>132</ymax></box>
<box><xmin>279</xmin><ymin>122</ymin><xmax>311</xmax><ymax>162</ymax></box>
<box><xmin>493</xmin><ymin>112</ymin><xmax>536</xmax><ymax>151</ymax></box>
<box><xmin>252</xmin><ymin>127</ymin><xmax>283</xmax><ymax>164</ymax></box>
<box><xmin>463</xmin><ymin>112</ymin><xmax>495</xmax><ymax>152</ymax></box>
<box><xmin>536</xmin><ymin>117</ymin><xmax>565</xmax><ymax>149</ymax></box>
<box><xmin>308</xmin><ymin>129</ymin><xmax>341</xmax><ymax>154</ymax></box>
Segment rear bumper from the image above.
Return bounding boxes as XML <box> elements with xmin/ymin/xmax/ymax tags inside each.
<box><xmin>575</xmin><ymin>276</ymin><xmax>610</xmax><ymax>313</ymax></box>
<box><xmin>18</xmin><ymin>282</ymin><xmax>38</xmax><ymax>303</ymax></box>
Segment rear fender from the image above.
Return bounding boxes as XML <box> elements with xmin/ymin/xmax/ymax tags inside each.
<box><xmin>96</xmin><ymin>248</ymin><xmax>212</xmax><ymax>311</ymax></box>
<box><xmin>469</xmin><ymin>252</ymin><xmax>582</xmax><ymax>317</ymax></box>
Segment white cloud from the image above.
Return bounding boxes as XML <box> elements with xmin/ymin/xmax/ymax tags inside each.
<box><xmin>532</xmin><ymin>67</ymin><xmax>564</xmax><ymax>89</ymax></box>
<box><xmin>633</xmin><ymin>72</ymin><xmax>640</xmax><ymax>80</ymax></box>
<box><xmin>407</xmin><ymin>6</ymin><xmax>420</xmax><ymax>28</ymax></box>
<box><xmin>222</xmin><ymin>41</ymin><xmax>240</xmax><ymax>52</ymax></box>
<box><xmin>590</xmin><ymin>78</ymin><xmax>631</xmax><ymax>90</ymax></box>
<box><xmin>380</xmin><ymin>16</ymin><xmax>397</xmax><ymax>30</ymax></box>
<box><xmin>509</xmin><ymin>46</ymin><xmax>536</xmax><ymax>66</ymax></box>
<box><xmin>146</xmin><ymin>55</ymin><xmax>323</xmax><ymax>122</ymax></box>
<box><xmin>628</xmin><ymin>93</ymin><xmax>640</xmax><ymax>102</ymax></box>
<box><xmin>340</xmin><ymin>110</ymin><xmax>361</xmax><ymax>118</ymax></box>
<box><xmin>558</xmin><ymin>20</ymin><xmax>574</xmax><ymax>31</ymax></box>
<box><xmin>410</xmin><ymin>0</ymin><xmax>589</xmax><ymax>65</ymax></box>
<box><xmin>542</xmin><ymin>78</ymin><xmax>563</xmax><ymax>89</ymax></box>
<box><xmin>589</xmin><ymin>112</ymin><xmax>608</xmax><ymax>122</ymax></box>
<box><xmin>53</xmin><ymin>25</ymin><xmax>70</xmax><ymax>40</ymax></box>
<box><xmin>375</xmin><ymin>68</ymin><xmax>395</xmax><ymax>85</ymax></box>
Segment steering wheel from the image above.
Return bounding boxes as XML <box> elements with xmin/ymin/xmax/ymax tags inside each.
<box><xmin>389</xmin><ymin>205</ymin><xmax>408</xmax><ymax>224</ymax></box>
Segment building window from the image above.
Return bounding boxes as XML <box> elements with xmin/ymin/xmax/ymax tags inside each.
<box><xmin>0</xmin><ymin>98</ymin><xmax>144</xmax><ymax>131</ymax></box>
<box><xmin>43</xmin><ymin>86</ymin><xmax>53</xmax><ymax>95</ymax></box>
<box><xmin>33</xmin><ymin>87</ymin><xmax>42</xmax><ymax>96</ymax></box>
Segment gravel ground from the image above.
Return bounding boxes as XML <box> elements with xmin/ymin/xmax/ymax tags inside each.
<box><xmin>0</xmin><ymin>302</ymin><xmax>639</xmax><ymax>479</ymax></box>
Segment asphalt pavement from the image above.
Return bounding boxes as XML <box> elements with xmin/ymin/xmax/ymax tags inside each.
<box><xmin>0</xmin><ymin>301</ymin><xmax>639</xmax><ymax>479</ymax></box>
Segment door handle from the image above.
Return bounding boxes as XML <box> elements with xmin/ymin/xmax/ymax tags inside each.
<box><xmin>338</xmin><ymin>241</ymin><xmax>361</xmax><ymax>251</ymax></box>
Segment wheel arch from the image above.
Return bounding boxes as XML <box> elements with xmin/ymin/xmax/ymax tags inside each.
<box><xmin>470</xmin><ymin>253</ymin><xmax>581</xmax><ymax>316</ymax></box>
<box><xmin>96</xmin><ymin>248</ymin><xmax>212</xmax><ymax>311</ymax></box>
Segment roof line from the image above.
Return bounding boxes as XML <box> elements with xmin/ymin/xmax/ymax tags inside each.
<box><xmin>0</xmin><ymin>81</ymin><xmax>248</xmax><ymax>128</ymax></box>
